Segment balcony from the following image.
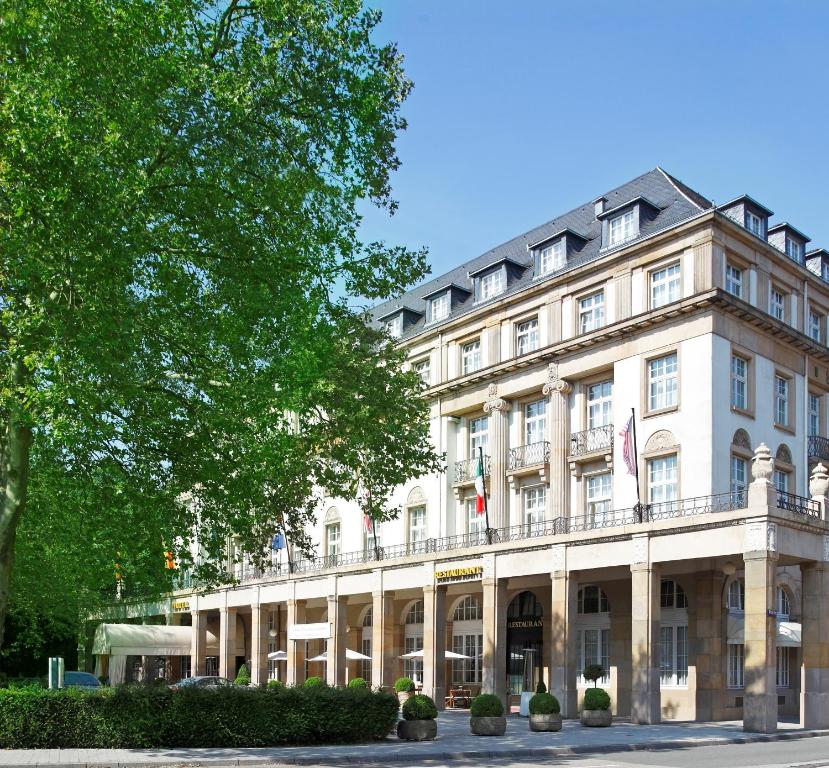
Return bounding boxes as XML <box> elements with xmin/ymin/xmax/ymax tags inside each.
<box><xmin>776</xmin><ymin>490</ymin><xmax>821</xmax><ymax>518</ymax></box>
<box><xmin>569</xmin><ymin>424</ymin><xmax>614</xmax><ymax>458</ymax></box>
<box><xmin>454</xmin><ymin>454</ymin><xmax>491</xmax><ymax>484</ymax></box>
<box><xmin>508</xmin><ymin>441</ymin><xmax>550</xmax><ymax>471</ymax></box>
<box><xmin>808</xmin><ymin>435</ymin><xmax>829</xmax><ymax>463</ymax></box>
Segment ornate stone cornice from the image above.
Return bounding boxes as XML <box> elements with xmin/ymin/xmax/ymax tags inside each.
<box><xmin>542</xmin><ymin>362</ymin><xmax>572</xmax><ymax>397</ymax></box>
<box><xmin>483</xmin><ymin>382</ymin><xmax>512</xmax><ymax>413</ymax></box>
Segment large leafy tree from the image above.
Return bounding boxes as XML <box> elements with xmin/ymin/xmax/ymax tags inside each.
<box><xmin>0</xmin><ymin>0</ymin><xmax>441</xmax><ymax>652</ymax></box>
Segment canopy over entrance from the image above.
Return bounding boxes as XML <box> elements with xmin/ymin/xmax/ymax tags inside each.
<box><xmin>92</xmin><ymin>623</ymin><xmax>243</xmax><ymax>657</ymax></box>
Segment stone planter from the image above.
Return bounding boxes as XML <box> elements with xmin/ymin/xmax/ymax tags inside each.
<box><xmin>397</xmin><ymin>719</ymin><xmax>437</xmax><ymax>741</ymax></box>
<box><xmin>529</xmin><ymin>713</ymin><xmax>562</xmax><ymax>732</ymax></box>
<box><xmin>397</xmin><ymin>690</ymin><xmax>415</xmax><ymax>707</ymax></box>
<box><xmin>580</xmin><ymin>709</ymin><xmax>612</xmax><ymax>727</ymax></box>
<box><xmin>470</xmin><ymin>716</ymin><xmax>507</xmax><ymax>736</ymax></box>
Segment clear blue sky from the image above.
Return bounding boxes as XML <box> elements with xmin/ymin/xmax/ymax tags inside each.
<box><xmin>359</xmin><ymin>0</ymin><xmax>829</xmax><ymax>282</ymax></box>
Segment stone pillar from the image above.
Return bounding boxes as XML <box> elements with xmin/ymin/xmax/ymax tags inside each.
<box><xmin>743</xmin><ymin>546</ymin><xmax>777</xmax><ymax>733</ymax></box>
<box><xmin>483</xmin><ymin>384</ymin><xmax>511</xmax><ymax>529</ymax></box>
<box><xmin>286</xmin><ymin>598</ymin><xmax>306</xmax><ymax>686</ymax></box>
<box><xmin>327</xmin><ymin>594</ymin><xmax>348</xmax><ymax>687</ymax></box>
<box><xmin>630</xmin><ymin>556</ymin><xmax>661</xmax><ymax>724</ymax></box>
<box><xmin>482</xmin><ymin>576</ymin><xmax>507</xmax><ymax>703</ymax></box>
<box><xmin>423</xmin><ymin>583</ymin><xmax>447</xmax><ymax>708</ymax></box>
<box><xmin>371</xmin><ymin>591</ymin><xmax>396</xmax><ymax>690</ymax></box>
<box><xmin>542</xmin><ymin>363</ymin><xmax>572</xmax><ymax>523</ymax></box>
<box><xmin>190</xmin><ymin>610</ymin><xmax>207</xmax><ymax>677</ymax></box>
<box><xmin>748</xmin><ymin>443</ymin><xmax>777</xmax><ymax>510</ymax></box>
<box><xmin>809</xmin><ymin>462</ymin><xmax>829</xmax><ymax>522</ymax></box>
<box><xmin>800</xmin><ymin>561</ymin><xmax>829</xmax><ymax>728</ymax></box>
<box><xmin>694</xmin><ymin>570</ymin><xmax>725</xmax><ymax>721</ymax></box>
<box><xmin>250</xmin><ymin>601</ymin><xmax>268</xmax><ymax>686</ymax></box>
<box><xmin>550</xmin><ymin>552</ymin><xmax>578</xmax><ymax>716</ymax></box>
<box><xmin>218</xmin><ymin>607</ymin><xmax>237</xmax><ymax>680</ymax></box>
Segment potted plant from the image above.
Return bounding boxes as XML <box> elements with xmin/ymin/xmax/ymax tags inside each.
<box><xmin>469</xmin><ymin>693</ymin><xmax>507</xmax><ymax>736</ymax></box>
<box><xmin>580</xmin><ymin>687</ymin><xmax>612</xmax><ymax>727</ymax></box>
<box><xmin>234</xmin><ymin>664</ymin><xmax>251</xmax><ymax>686</ymax></box>
<box><xmin>528</xmin><ymin>691</ymin><xmax>561</xmax><ymax>732</ymax></box>
<box><xmin>394</xmin><ymin>676</ymin><xmax>416</xmax><ymax>706</ymax></box>
<box><xmin>397</xmin><ymin>693</ymin><xmax>438</xmax><ymax>741</ymax></box>
<box><xmin>347</xmin><ymin>677</ymin><xmax>367</xmax><ymax>689</ymax></box>
<box><xmin>303</xmin><ymin>676</ymin><xmax>325</xmax><ymax>688</ymax></box>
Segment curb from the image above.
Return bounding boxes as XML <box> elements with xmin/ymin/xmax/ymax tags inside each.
<box><xmin>3</xmin><ymin>728</ymin><xmax>829</xmax><ymax>767</ymax></box>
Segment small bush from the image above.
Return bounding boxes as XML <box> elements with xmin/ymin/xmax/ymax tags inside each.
<box><xmin>303</xmin><ymin>676</ymin><xmax>325</xmax><ymax>688</ymax></box>
<box><xmin>401</xmin><ymin>693</ymin><xmax>437</xmax><ymax>720</ymax></box>
<box><xmin>234</xmin><ymin>664</ymin><xmax>250</xmax><ymax>686</ymax></box>
<box><xmin>583</xmin><ymin>687</ymin><xmax>611</xmax><ymax>711</ymax></box>
<box><xmin>266</xmin><ymin>679</ymin><xmax>284</xmax><ymax>690</ymax></box>
<box><xmin>393</xmin><ymin>677</ymin><xmax>415</xmax><ymax>693</ymax></box>
<box><xmin>470</xmin><ymin>693</ymin><xmax>503</xmax><ymax>718</ymax></box>
<box><xmin>535</xmin><ymin>680</ymin><xmax>547</xmax><ymax>694</ymax></box>
<box><xmin>582</xmin><ymin>664</ymin><xmax>604</xmax><ymax>688</ymax></box>
<box><xmin>347</xmin><ymin>678</ymin><xmax>367</xmax><ymax>689</ymax></box>
<box><xmin>529</xmin><ymin>692</ymin><xmax>559</xmax><ymax>715</ymax></box>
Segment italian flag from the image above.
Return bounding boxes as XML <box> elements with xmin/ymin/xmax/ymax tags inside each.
<box><xmin>474</xmin><ymin>452</ymin><xmax>486</xmax><ymax>514</ymax></box>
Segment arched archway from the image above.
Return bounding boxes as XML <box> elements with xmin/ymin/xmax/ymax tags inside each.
<box><xmin>506</xmin><ymin>590</ymin><xmax>543</xmax><ymax>697</ymax></box>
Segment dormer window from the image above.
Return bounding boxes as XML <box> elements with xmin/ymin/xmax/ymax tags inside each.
<box><xmin>540</xmin><ymin>240</ymin><xmax>565</xmax><ymax>274</ymax></box>
<box><xmin>769</xmin><ymin>223</ymin><xmax>810</xmax><ymax>266</ymax></box>
<box><xmin>609</xmin><ymin>209</ymin><xmax>636</xmax><ymax>246</ymax></box>
<box><xmin>470</xmin><ymin>259</ymin><xmax>524</xmax><ymax>303</ymax></box>
<box><xmin>745</xmin><ymin>211</ymin><xmax>762</xmax><ymax>236</ymax></box>
<box><xmin>786</xmin><ymin>239</ymin><xmax>804</xmax><ymax>263</ymax></box>
<box><xmin>429</xmin><ymin>291</ymin><xmax>450</xmax><ymax>322</ymax></box>
<box><xmin>384</xmin><ymin>313</ymin><xmax>403</xmax><ymax>338</ymax></box>
<box><xmin>719</xmin><ymin>196</ymin><xmax>773</xmax><ymax>241</ymax></box>
<box><xmin>479</xmin><ymin>268</ymin><xmax>505</xmax><ymax>300</ymax></box>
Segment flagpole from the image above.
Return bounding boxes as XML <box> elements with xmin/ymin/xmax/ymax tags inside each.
<box><xmin>480</xmin><ymin>446</ymin><xmax>492</xmax><ymax>544</ymax></box>
<box><xmin>630</xmin><ymin>407</ymin><xmax>643</xmax><ymax>522</ymax></box>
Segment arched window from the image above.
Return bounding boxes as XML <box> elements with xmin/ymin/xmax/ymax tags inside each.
<box><xmin>507</xmin><ymin>590</ymin><xmax>543</xmax><ymax>619</ymax></box>
<box><xmin>362</xmin><ymin>606</ymin><xmax>373</xmax><ymax>627</ymax></box>
<box><xmin>727</xmin><ymin>579</ymin><xmax>745</xmax><ymax>611</ymax></box>
<box><xmin>403</xmin><ymin>600</ymin><xmax>424</xmax><ymax>683</ymax></box>
<box><xmin>452</xmin><ymin>595</ymin><xmax>481</xmax><ymax>621</ymax></box>
<box><xmin>776</xmin><ymin>587</ymin><xmax>790</xmax><ymax>620</ymax></box>
<box><xmin>660</xmin><ymin>580</ymin><xmax>688</xmax><ymax>609</ymax></box>
<box><xmin>577</xmin><ymin>585</ymin><xmax>609</xmax><ymax>614</ymax></box>
<box><xmin>405</xmin><ymin>600</ymin><xmax>424</xmax><ymax>625</ymax></box>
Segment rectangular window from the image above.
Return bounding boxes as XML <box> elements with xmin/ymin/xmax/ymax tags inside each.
<box><xmin>361</xmin><ymin>638</ymin><xmax>372</xmax><ymax>683</ymax></box>
<box><xmin>809</xmin><ymin>310</ymin><xmax>823</xmax><ymax>343</ymax></box>
<box><xmin>452</xmin><ymin>633</ymin><xmax>483</xmax><ymax>685</ymax></box>
<box><xmin>385</xmin><ymin>314</ymin><xmax>403</xmax><ymax>338</ymax></box>
<box><xmin>651</xmin><ymin>262</ymin><xmax>681</xmax><ymax>309</ymax></box>
<box><xmin>205</xmin><ymin>656</ymin><xmax>219</xmax><ymax>676</ymax></box>
<box><xmin>725</xmin><ymin>264</ymin><xmax>743</xmax><ymax>298</ymax></box>
<box><xmin>403</xmin><ymin>635</ymin><xmax>424</xmax><ymax>682</ymax></box>
<box><xmin>776</xmin><ymin>646</ymin><xmax>790</xmax><ymax>688</ymax></box>
<box><xmin>579</xmin><ymin>291</ymin><xmax>605</xmax><ymax>333</ymax></box>
<box><xmin>586</xmin><ymin>473</ymin><xmax>612</xmax><ymax>528</ymax></box>
<box><xmin>649</xmin><ymin>454</ymin><xmax>678</xmax><ymax>505</ymax></box>
<box><xmin>479</xmin><ymin>269</ymin><xmax>505</xmax><ymax>300</ymax></box>
<box><xmin>731</xmin><ymin>355</ymin><xmax>748</xmax><ymax>411</ymax></box>
<box><xmin>462</xmin><ymin>339</ymin><xmax>482</xmax><ymax>375</ymax></box>
<box><xmin>413</xmin><ymin>358</ymin><xmax>431</xmax><ymax>385</ymax></box>
<box><xmin>774</xmin><ymin>375</ymin><xmax>789</xmax><ymax>426</ymax></box>
<box><xmin>516</xmin><ymin>318</ymin><xmax>539</xmax><ymax>355</ymax></box>
<box><xmin>728</xmin><ymin>644</ymin><xmax>745</xmax><ymax>688</ymax></box>
<box><xmin>809</xmin><ymin>393</ymin><xmax>821</xmax><ymax>437</ymax></box>
<box><xmin>745</xmin><ymin>211</ymin><xmax>762</xmax><ymax>236</ymax></box>
<box><xmin>466</xmin><ymin>497</ymin><xmax>486</xmax><ymax>544</ymax></box>
<box><xmin>540</xmin><ymin>240</ymin><xmax>565</xmax><ymax>274</ymax></box>
<box><xmin>408</xmin><ymin>505</ymin><xmax>427</xmax><ymax>548</ymax></box>
<box><xmin>469</xmin><ymin>415</ymin><xmax>489</xmax><ymax>454</ymax></box>
<box><xmin>523</xmin><ymin>487</ymin><xmax>545</xmax><ymax>534</ymax></box>
<box><xmin>524</xmin><ymin>399</ymin><xmax>546</xmax><ymax>445</ymax></box>
<box><xmin>786</xmin><ymin>239</ymin><xmax>804</xmax><ymax>264</ymax></box>
<box><xmin>608</xmin><ymin>210</ymin><xmax>635</xmax><ymax>246</ymax></box>
<box><xmin>587</xmin><ymin>380</ymin><xmax>613</xmax><ymax>428</ymax></box>
<box><xmin>770</xmin><ymin>288</ymin><xmax>785</xmax><ymax>321</ymax></box>
<box><xmin>648</xmin><ymin>353</ymin><xmax>678</xmax><ymax>411</ymax></box>
<box><xmin>430</xmin><ymin>292</ymin><xmax>449</xmax><ymax>322</ymax></box>
<box><xmin>730</xmin><ymin>456</ymin><xmax>747</xmax><ymax>504</ymax></box>
<box><xmin>325</xmin><ymin>523</ymin><xmax>340</xmax><ymax>558</ymax></box>
<box><xmin>576</xmin><ymin>628</ymin><xmax>610</xmax><ymax>685</ymax></box>
<box><xmin>363</xmin><ymin>522</ymin><xmax>381</xmax><ymax>555</ymax></box>
<box><xmin>774</xmin><ymin>469</ymin><xmax>789</xmax><ymax>494</ymax></box>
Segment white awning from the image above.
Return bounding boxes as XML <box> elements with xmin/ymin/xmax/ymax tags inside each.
<box><xmin>307</xmin><ymin>648</ymin><xmax>372</xmax><ymax>662</ymax></box>
<box><xmin>726</xmin><ymin>615</ymin><xmax>801</xmax><ymax>647</ymax></box>
<box><xmin>92</xmin><ymin>623</ymin><xmax>243</xmax><ymax>656</ymax></box>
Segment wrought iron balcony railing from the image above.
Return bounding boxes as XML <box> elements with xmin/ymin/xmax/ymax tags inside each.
<box><xmin>569</xmin><ymin>424</ymin><xmax>614</xmax><ymax>458</ymax></box>
<box><xmin>808</xmin><ymin>435</ymin><xmax>829</xmax><ymax>463</ymax></box>
<box><xmin>508</xmin><ymin>441</ymin><xmax>550</xmax><ymax>470</ymax></box>
<box><xmin>776</xmin><ymin>490</ymin><xmax>821</xmax><ymax>518</ymax></box>
<box><xmin>454</xmin><ymin>454</ymin><xmax>491</xmax><ymax>483</ymax></box>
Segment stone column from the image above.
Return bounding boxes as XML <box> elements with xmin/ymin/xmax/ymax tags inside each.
<box><xmin>218</xmin><ymin>607</ymin><xmax>237</xmax><ymax>680</ymax></box>
<box><xmin>800</xmin><ymin>560</ymin><xmax>829</xmax><ymax>728</ymax></box>
<box><xmin>482</xmin><ymin>576</ymin><xmax>507</xmax><ymax>703</ymax></box>
<box><xmin>371</xmin><ymin>591</ymin><xmax>396</xmax><ymax>690</ymax></box>
<box><xmin>483</xmin><ymin>384</ymin><xmax>511</xmax><ymax>530</ymax></box>
<box><xmin>694</xmin><ymin>570</ymin><xmax>725</xmax><ymax>721</ymax></box>
<box><xmin>327</xmin><ymin>594</ymin><xmax>348</xmax><ymax>687</ymax></box>
<box><xmin>250</xmin><ymin>601</ymin><xmax>268</xmax><ymax>686</ymax></box>
<box><xmin>630</xmin><ymin>553</ymin><xmax>661</xmax><ymax>724</ymax></box>
<box><xmin>550</xmin><ymin>549</ymin><xmax>578</xmax><ymax>716</ymax></box>
<box><xmin>542</xmin><ymin>363</ymin><xmax>572</xmax><ymax>523</ymax></box>
<box><xmin>190</xmin><ymin>609</ymin><xmax>207</xmax><ymax>677</ymax></box>
<box><xmin>286</xmin><ymin>598</ymin><xmax>306</xmax><ymax>686</ymax></box>
<box><xmin>743</xmin><ymin>544</ymin><xmax>778</xmax><ymax>733</ymax></box>
<box><xmin>423</xmin><ymin>583</ymin><xmax>447</xmax><ymax>708</ymax></box>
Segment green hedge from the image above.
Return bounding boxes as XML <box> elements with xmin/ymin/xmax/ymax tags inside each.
<box><xmin>0</xmin><ymin>684</ymin><xmax>399</xmax><ymax>748</ymax></box>
<box><xmin>401</xmin><ymin>694</ymin><xmax>437</xmax><ymax>721</ymax></box>
<box><xmin>529</xmin><ymin>692</ymin><xmax>559</xmax><ymax>715</ymax></box>
<box><xmin>583</xmin><ymin>687</ymin><xmax>611</xmax><ymax>711</ymax></box>
<box><xmin>470</xmin><ymin>693</ymin><xmax>503</xmax><ymax>717</ymax></box>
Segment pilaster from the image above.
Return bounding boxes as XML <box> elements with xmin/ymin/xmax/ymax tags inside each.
<box><xmin>483</xmin><ymin>384</ymin><xmax>511</xmax><ymax>529</ymax></box>
<box><xmin>800</xmin><ymin>558</ymin><xmax>829</xmax><ymax>728</ymax></box>
<box><xmin>327</xmin><ymin>593</ymin><xmax>348</xmax><ymax>687</ymax></box>
<box><xmin>549</xmin><ymin>547</ymin><xmax>578</xmax><ymax>716</ymax></box>
<box><xmin>630</xmin><ymin>543</ymin><xmax>661</xmax><ymax>724</ymax></box>
<box><xmin>190</xmin><ymin>609</ymin><xmax>207</xmax><ymax>677</ymax></box>
<box><xmin>250</xmin><ymin>599</ymin><xmax>268</xmax><ymax>686</ymax></box>
<box><xmin>372</xmin><ymin>589</ymin><xmax>396</xmax><ymax>690</ymax></box>
<box><xmin>543</xmin><ymin>364</ymin><xmax>572</xmax><ymax>522</ymax></box>
<box><xmin>482</xmin><ymin>575</ymin><xmax>507</xmax><ymax>703</ymax></box>
<box><xmin>286</xmin><ymin>598</ymin><xmax>306</xmax><ymax>686</ymax></box>
<box><xmin>423</xmin><ymin>582</ymin><xmax>447</xmax><ymax>708</ymax></box>
<box><xmin>218</xmin><ymin>606</ymin><xmax>237</xmax><ymax>681</ymax></box>
<box><xmin>694</xmin><ymin>570</ymin><xmax>725</xmax><ymax>720</ymax></box>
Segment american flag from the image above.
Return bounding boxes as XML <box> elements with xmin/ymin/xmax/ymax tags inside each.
<box><xmin>619</xmin><ymin>415</ymin><xmax>637</xmax><ymax>477</ymax></box>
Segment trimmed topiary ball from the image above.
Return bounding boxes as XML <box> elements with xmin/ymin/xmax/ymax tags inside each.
<box><xmin>266</xmin><ymin>679</ymin><xmax>284</xmax><ymax>690</ymax></box>
<box><xmin>347</xmin><ymin>677</ymin><xmax>367</xmax><ymax>689</ymax></box>
<box><xmin>583</xmin><ymin>687</ymin><xmax>611</xmax><ymax>711</ymax></box>
<box><xmin>470</xmin><ymin>693</ymin><xmax>504</xmax><ymax>717</ymax></box>
<box><xmin>394</xmin><ymin>677</ymin><xmax>415</xmax><ymax>693</ymax></box>
<box><xmin>402</xmin><ymin>693</ymin><xmax>437</xmax><ymax>721</ymax></box>
<box><xmin>529</xmin><ymin>692</ymin><xmax>560</xmax><ymax>715</ymax></box>
<box><xmin>303</xmin><ymin>676</ymin><xmax>325</xmax><ymax>688</ymax></box>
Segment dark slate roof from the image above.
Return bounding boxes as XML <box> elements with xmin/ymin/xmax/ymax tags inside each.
<box><xmin>370</xmin><ymin>167</ymin><xmax>713</xmax><ymax>340</ymax></box>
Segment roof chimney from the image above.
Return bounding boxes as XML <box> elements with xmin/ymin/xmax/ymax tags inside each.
<box><xmin>593</xmin><ymin>197</ymin><xmax>606</xmax><ymax>217</ymax></box>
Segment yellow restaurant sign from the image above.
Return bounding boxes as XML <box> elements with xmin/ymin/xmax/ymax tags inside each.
<box><xmin>435</xmin><ymin>565</ymin><xmax>483</xmax><ymax>583</ymax></box>
<box><xmin>172</xmin><ymin>600</ymin><xmax>190</xmax><ymax>613</ymax></box>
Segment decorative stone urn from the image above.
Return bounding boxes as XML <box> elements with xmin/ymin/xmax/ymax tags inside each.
<box><xmin>397</xmin><ymin>690</ymin><xmax>415</xmax><ymax>707</ymax></box>
<box><xmin>529</xmin><ymin>713</ymin><xmax>562</xmax><ymax>732</ymax></box>
<box><xmin>470</xmin><ymin>716</ymin><xmax>507</xmax><ymax>736</ymax></box>
<box><xmin>580</xmin><ymin>709</ymin><xmax>612</xmax><ymax>727</ymax></box>
<box><xmin>397</xmin><ymin>719</ymin><xmax>437</xmax><ymax>741</ymax></box>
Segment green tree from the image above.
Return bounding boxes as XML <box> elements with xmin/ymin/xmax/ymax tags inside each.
<box><xmin>0</xmin><ymin>0</ymin><xmax>441</xmax><ymax>652</ymax></box>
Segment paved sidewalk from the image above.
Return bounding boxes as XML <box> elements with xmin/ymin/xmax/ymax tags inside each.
<box><xmin>1</xmin><ymin>711</ymin><xmax>826</xmax><ymax>767</ymax></box>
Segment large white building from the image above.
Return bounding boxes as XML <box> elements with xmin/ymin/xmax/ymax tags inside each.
<box><xmin>97</xmin><ymin>168</ymin><xmax>829</xmax><ymax>733</ymax></box>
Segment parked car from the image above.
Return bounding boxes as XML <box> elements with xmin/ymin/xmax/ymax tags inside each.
<box><xmin>63</xmin><ymin>671</ymin><xmax>101</xmax><ymax>690</ymax></box>
<box><xmin>169</xmin><ymin>676</ymin><xmax>234</xmax><ymax>690</ymax></box>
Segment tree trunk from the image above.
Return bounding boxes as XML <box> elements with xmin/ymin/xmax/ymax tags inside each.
<box><xmin>0</xmin><ymin>359</ymin><xmax>33</xmax><ymax>652</ymax></box>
